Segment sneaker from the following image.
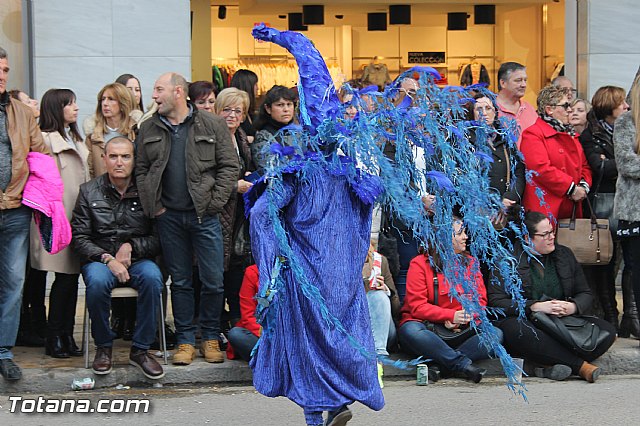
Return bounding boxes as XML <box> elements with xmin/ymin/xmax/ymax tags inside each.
<box><xmin>200</xmin><ymin>339</ymin><xmax>224</xmax><ymax>363</ymax></box>
<box><xmin>325</xmin><ymin>405</ymin><xmax>352</xmax><ymax>426</ymax></box>
<box><xmin>172</xmin><ymin>344</ymin><xmax>197</xmax><ymax>365</ymax></box>
<box><xmin>534</xmin><ymin>364</ymin><xmax>572</xmax><ymax>381</ymax></box>
<box><xmin>0</xmin><ymin>359</ymin><xmax>22</xmax><ymax>381</ymax></box>
<box><xmin>377</xmin><ymin>362</ymin><xmax>384</xmax><ymax>388</ymax></box>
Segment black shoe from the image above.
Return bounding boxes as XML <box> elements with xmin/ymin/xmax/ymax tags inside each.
<box><xmin>111</xmin><ymin>317</ymin><xmax>124</xmax><ymax>339</ymax></box>
<box><xmin>325</xmin><ymin>405</ymin><xmax>352</xmax><ymax>426</ymax></box>
<box><xmin>462</xmin><ymin>364</ymin><xmax>487</xmax><ymax>384</ymax></box>
<box><xmin>62</xmin><ymin>334</ymin><xmax>83</xmax><ymax>357</ymax></box>
<box><xmin>92</xmin><ymin>347</ymin><xmax>113</xmax><ymax>375</ymax></box>
<box><xmin>619</xmin><ymin>316</ymin><xmax>640</xmax><ymax>339</ymax></box>
<box><xmin>428</xmin><ymin>365</ymin><xmax>441</xmax><ymax>383</ymax></box>
<box><xmin>45</xmin><ymin>336</ymin><xmax>70</xmax><ymax>358</ymax></box>
<box><xmin>534</xmin><ymin>364</ymin><xmax>572</xmax><ymax>381</ymax></box>
<box><xmin>0</xmin><ymin>359</ymin><xmax>22</xmax><ymax>381</ymax></box>
<box><xmin>122</xmin><ymin>319</ymin><xmax>134</xmax><ymax>341</ymax></box>
<box><xmin>129</xmin><ymin>347</ymin><xmax>165</xmax><ymax>379</ymax></box>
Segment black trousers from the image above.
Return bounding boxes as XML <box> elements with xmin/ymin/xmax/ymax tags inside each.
<box><xmin>30</xmin><ymin>269</ymin><xmax>80</xmax><ymax>337</ymax></box>
<box><xmin>496</xmin><ymin>316</ymin><xmax>616</xmax><ymax>374</ymax></box>
<box><xmin>622</xmin><ymin>236</ymin><xmax>640</xmax><ymax>310</ymax></box>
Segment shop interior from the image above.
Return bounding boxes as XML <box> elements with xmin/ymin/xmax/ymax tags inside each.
<box><xmin>192</xmin><ymin>1</ymin><xmax>566</xmax><ymax>104</ymax></box>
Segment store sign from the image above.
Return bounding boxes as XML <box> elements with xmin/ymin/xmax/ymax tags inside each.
<box><xmin>408</xmin><ymin>52</ymin><xmax>446</xmax><ymax>64</ymax></box>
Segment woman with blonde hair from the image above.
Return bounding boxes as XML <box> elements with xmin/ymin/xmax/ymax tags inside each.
<box><xmin>613</xmin><ymin>75</ymin><xmax>640</xmax><ymax>346</ymax></box>
<box><xmin>569</xmin><ymin>98</ymin><xmax>592</xmax><ymax>135</ymax></box>
<box><xmin>85</xmin><ymin>82</ymin><xmax>141</xmax><ymax>177</ymax></box>
<box><xmin>214</xmin><ymin>87</ymin><xmax>255</xmax><ymax>328</ymax></box>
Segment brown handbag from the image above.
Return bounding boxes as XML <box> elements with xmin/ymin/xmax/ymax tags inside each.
<box><xmin>555</xmin><ymin>198</ymin><xmax>613</xmax><ymax>265</ymax></box>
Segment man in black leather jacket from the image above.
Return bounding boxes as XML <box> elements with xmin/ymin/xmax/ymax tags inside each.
<box><xmin>71</xmin><ymin>137</ymin><xmax>165</xmax><ymax>380</ymax></box>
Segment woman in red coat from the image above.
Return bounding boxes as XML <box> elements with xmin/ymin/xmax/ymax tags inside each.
<box><xmin>398</xmin><ymin>219</ymin><xmax>501</xmax><ymax>383</ymax></box>
<box><xmin>521</xmin><ymin>85</ymin><xmax>592</xmax><ymax>221</ymax></box>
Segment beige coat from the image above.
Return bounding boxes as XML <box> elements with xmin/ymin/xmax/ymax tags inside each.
<box><xmin>30</xmin><ymin>131</ymin><xmax>90</xmax><ymax>274</ymax></box>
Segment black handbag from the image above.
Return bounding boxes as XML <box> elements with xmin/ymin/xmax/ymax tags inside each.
<box><xmin>588</xmin><ymin>159</ymin><xmax>618</xmax><ymax>237</ymax></box>
<box><xmin>423</xmin><ymin>275</ymin><xmax>477</xmax><ymax>348</ymax></box>
<box><xmin>530</xmin><ymin>311</ymin><xmax>611</xmax><ymax>359</ymax></box>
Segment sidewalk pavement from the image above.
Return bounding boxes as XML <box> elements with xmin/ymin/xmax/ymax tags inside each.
<box><xmin>2</xmin><ymin>295</ymin><xmax>639</xmax><ymax>394</ymax></box>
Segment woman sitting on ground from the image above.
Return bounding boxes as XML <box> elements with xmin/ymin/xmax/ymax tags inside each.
<box><xmin>488</xmin><ymin>211</ymin><xmax>616</xmax><ymax>382</ymax></box>
<box><xmin>398</xmin><ymin>217</ymin><xmax>501</xmax><ymax>384</ymax></box>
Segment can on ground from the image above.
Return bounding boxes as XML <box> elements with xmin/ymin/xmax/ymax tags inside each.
<box><xmin>71</xmin><ymin>377</ymin><xmax>95</xmax><ymax>390</ymax></box>
<box><xmin>416</xmin><ymin>364</ymin><xmax>428</xmax><ymax>386</ymax></box>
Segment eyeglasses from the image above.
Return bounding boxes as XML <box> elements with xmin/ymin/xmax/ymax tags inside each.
<box><xmin>552</xmin><ymin>102</ymin><xmax>572</xmax><ymax>110</ymax></box>
<box><xmin>221</xmin><ymin>107</ymin><xmax>243</xmax><ymax>116</ymax></box>
<box><xmin>533</xmin><ymin>230</ymin><xmax>555</xmax><ymax>239</ymax></box>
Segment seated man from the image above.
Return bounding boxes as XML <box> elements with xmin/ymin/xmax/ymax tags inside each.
<box><xmin>71</xmin><ymin>137</ymin><xmax>164</xmax><ymax>379</ymax></box>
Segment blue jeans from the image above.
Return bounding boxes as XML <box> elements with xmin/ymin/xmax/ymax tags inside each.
<box><xmin>0</xmin><ymin>205</ymin><xmax>31</xmax><ymax>359</ymax></box>
<box><xmin>83</xmin><ymin>259</ymin><xmax>163</xmax><ymax>349</ymax></box>
<box><xmin>227</xmin><ymin>327</ymin><xmax>259</xmax><ymax>361</ymax></box>
<box><xmin>366</xmin><ymin>290</ymin><xmax>397</xmax><ymax>356</ymax></box>
<box><xmin>156</xmin><ymin>209</ymin><xmax>224</xmax><ymax>345</ymax></box>
<box><xmin>398</xmin><ymin>320</ymin><xmax>502</xmax><ymax>371</ymax></box>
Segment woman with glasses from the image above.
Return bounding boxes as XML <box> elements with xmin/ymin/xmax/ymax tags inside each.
<box><xmin>188</xmin><ymin>81</ymin><xmax>216</xmax><ymax>113</ymax></box>
<box><xmin>521</xmin><ymin>85</ymin><xmax>592</xmax><ymax>221</ymax></box>
<box><xmin>251</xmin><ymin>85</ymin><xmax>296</xmax><ymax>172</ymax></box>
<box><xmin>214</xmin><ymin>88</ymin><xmax>255</xmax><ymax>329</ymax></box>
<box><xmin>488</xmin><ymin>211</ymin><xmax>616</xmax><ymax>382</ymax></box>
<box><xmin>398</xmin><ymin>218</ymin><xmax>501</xmax><ymax>384</ymax></box>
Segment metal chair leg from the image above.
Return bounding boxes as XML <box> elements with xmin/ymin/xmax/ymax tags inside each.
<box><xmin>159</xmin><ymin>289</ymin><xmax>168</xmax><ymax>365</ymax></box>
<box><xmin>83</xmin><ymin>302</ymin><xmax>90</xmax><ymax>369</ymax></box>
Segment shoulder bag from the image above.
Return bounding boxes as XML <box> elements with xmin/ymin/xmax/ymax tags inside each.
<box><xmin>423</xmin><ymin>275</ymin><xmax>477</xmax><ymax>348</ymax></box>
<box><xmin>530</xmin><ymin>311</ymin><xmax>611</xmax><ymax>359</ymax></box>
<box><xmin>588</xmin><ymin>159</ymin><xmax>618</xmax><ymax>237</ymax></box>
<box><xmin>556</xmin><ymin>197</ymin><xmax>613</xmax><ymax>265</ymax></box>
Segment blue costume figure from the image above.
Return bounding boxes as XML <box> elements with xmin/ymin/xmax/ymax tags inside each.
<box><xmin>246</xmin><ymin>25</ymin><xmax>384</xmax><ymax>426</ymax></box>
<box><xmin>246</xmin><ymin>23</ymin><xmax>530</xmax><ymax>426</ymax></box>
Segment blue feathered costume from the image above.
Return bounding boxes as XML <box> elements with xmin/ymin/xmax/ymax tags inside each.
<box><xmin>246</xmin><ymin>24</ymin><xmax>529</xmax><ymax>425</ymax></box>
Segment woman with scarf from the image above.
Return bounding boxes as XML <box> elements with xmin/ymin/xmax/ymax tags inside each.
<box><xmin>251</xmin><ymin>85</ymin><xmax>296</xmax><ymax>173</ymax></box>
<box><xmin>521</xmin><ymin>85</ymin><xmax>592</xmax><ymax>221</ymax></box>
<box><xmin>580</xmin><ymin>86</ymin><xmax>635</xmax><ymax>335</ymax></box>
<box><xmin>488</xmin><ymin>211</ymin><xmax>616</xmax><ymax>382</ymax></box>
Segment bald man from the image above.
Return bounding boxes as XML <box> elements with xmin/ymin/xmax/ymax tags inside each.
<box><xmin>135</xmin><ymin>72</ymin><xmax>239</xmax><ymax>366</ymax></box>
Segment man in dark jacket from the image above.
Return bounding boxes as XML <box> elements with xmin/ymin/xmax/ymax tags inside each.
<box><xmin>0</xmin><ymin>46</ymin><xmax>50</xmax><ymax>382</ymax></box>
<box><xmin>135</xmin><ymin>72</ymin><xmax>239</xmax><ymax>366</ymax></box>
<box><xmin>72</xmin><ymin>137</ymin><xmax>164</xmax><ymax>379</ymax></box>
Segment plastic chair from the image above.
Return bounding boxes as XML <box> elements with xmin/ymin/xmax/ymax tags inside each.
<box><xmin>83</xmin><ymin>286</ymin><xmax>168</xmax><ymax>368</ymax></box>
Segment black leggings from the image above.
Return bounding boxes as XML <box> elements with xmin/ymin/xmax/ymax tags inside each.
<box><xmin>622</xmin><ymin>236</ymin><xmax>640</xmax><ymax>310</ymax></box>
<box><xmin>30</xmin><ymin>270</ymin><xmax>80</xmax><ymax>337</ymax></box>
<box><xmin>496</xmin><ymin>316</ymin><xmax>616</xmax><ymax>374</ymax></box>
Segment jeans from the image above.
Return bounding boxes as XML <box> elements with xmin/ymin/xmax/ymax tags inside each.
<box><xmin>157</xmin><ymin>209</ymin><xmax>224</xmax><ymax>345</ymax></box>
<box><xmin>398</xmin><ymin>320</ymin><xmax>502</xmax><ymax>371</ymax></box>
<box><xmin>366</xmin><ymin>290</ymin><xmax>397</xmax><ymax>356</ymax></box>
<box><xmin>227</xmin><ymin>327</ymin><xmax>259</xmax><ymax>361</ymax></box>
<box><xmin>0</xmin><ymin>205</ymin><xmax>32</xmax><ymax>359</ymax></box>
<box><xmin>83</xmin><ymin>259</ymin><xmax>163</xmax><ymax>349</ymax></box>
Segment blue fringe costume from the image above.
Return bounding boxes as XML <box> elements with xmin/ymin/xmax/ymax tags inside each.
<box><xmin>245</xmin><ymin>24</ymin><xmax>529</xmax><ymax>424</ymax></box>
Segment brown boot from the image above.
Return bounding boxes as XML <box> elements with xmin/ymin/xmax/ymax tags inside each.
<box><xmin>578</xmin><ymin>361</ymin><xmax>601</xmax><ymax>383</ymax></box>
<box><xmin>92</xmin><ymin>346</ymin><xmax>113</xmax><ymax>375</ymax></box>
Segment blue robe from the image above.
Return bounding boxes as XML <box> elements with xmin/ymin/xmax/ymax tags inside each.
<box><xmin>249</xmin><ymin>164</ymin><xmax>385</xmax><ymax>414</ymax></box>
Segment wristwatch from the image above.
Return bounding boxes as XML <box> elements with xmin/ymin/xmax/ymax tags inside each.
<box><xmin>101</xmin><ymin>253</ymin><xmax>115</xmax><ymax>265</ymax></box>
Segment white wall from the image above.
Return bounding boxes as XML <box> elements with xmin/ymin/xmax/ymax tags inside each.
<box><xmin>577</xmin><ymin>0</ymin><xmax>640</xmax><ymax>100</ymax></box>
<box><xmin>31</xmin><ymin>0</ymin><xmax>191</xmax><ymax>134</ymax></box>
